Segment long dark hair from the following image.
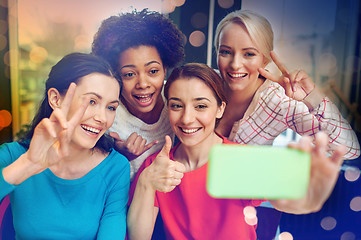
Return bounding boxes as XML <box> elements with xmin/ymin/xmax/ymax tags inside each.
<box><xmin>19</xmin><ymin>52</ymin><xmax>121</xmax><ymax>153</ymax></box>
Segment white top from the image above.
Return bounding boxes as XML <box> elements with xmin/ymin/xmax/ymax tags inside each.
<box><xmin>109</xmin><ymin>98</ymin><xmax>174</xmax><ymax>181</ymax></box>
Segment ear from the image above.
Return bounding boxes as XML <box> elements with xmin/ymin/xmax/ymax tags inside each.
<box><xmin>216</xmin><ymin>101</ymin><xmax>226</xmax><ymax>119</ymax></box>
<box><xmin>48</xmin><ymin>88</ymin><xmax>63</xmax><ymax>110</ymax></box>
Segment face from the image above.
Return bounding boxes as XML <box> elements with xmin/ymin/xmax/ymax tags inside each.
<box><xmin>167</xmin><ymin>77</ymin><xmax>225</xmax><ymax>147</ymax></box>
<box><xmin>118</xmin><ymin>45</ymin><xmax>166</xmax><ymax>118</ymax></box>
<box><xmin>217</xmin><ymin>22</ymin><xmax>268</xmax><ymax>92</ymax></box>
<box><xmin>66</xmin><ymin>73</ymin><xmax>120</xmax><ymax>150</ymax></box>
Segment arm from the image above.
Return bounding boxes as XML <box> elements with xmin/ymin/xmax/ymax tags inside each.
<box><xmin>127</xmin><ymin>136</ymin><xmax>185</xmax><ymax>240</ymax></box>
<box><xmin>259</xmin><ymin>51</ymin><xmax>360</xmax><ymax>159</ymax></box>
<box><xmin>96</xmin><ymin>158</ymin><xmax>130</xmax><ymax>239</ymax></box>
<box><xmin>269</xmin><ymin>132</ymin><xmax>346</xmax><ymax>214</ymax></box>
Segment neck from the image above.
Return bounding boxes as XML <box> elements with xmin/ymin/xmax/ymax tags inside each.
<box><xmin>175</xmin><ymin>132</ymin><xmax>223</xmax><ymax>172</ymax></box>
<box><xmin>49</xmin><ymin>146</ymin><xmax>105</xmax><ymax>180</ymax></box>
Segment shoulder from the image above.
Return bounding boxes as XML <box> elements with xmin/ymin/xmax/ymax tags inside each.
<box><xmin>100</xmin><ymin>149</ymin><xmax>130</xmax><ymax>181</ymax></box>
<box><xmin>0</xmin><ymin>142</ymin><xmax>27</xmax><ymax>166</ymax></box>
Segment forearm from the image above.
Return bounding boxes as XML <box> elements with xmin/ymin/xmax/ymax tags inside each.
<box><xmin>2</xmin><ymin>152</ymin><xmax>45</xmax><ymax>185</ymax></box>
<box><xmin>127</xmin><ymin>170</ymin><xmax>158</xmax><ymax>240</ymax></box>
<box><xmin>269</xmin><ymin>196</ymin><xmax>322</xmax><ymax>215</ymax></box>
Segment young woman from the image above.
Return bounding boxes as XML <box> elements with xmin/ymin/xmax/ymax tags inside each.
<box><xmin>0</xmin><ymin>53</ymin><xmax>130</xmax><ymax>239</ymax></box>
<box><xmin>127</xmin><ymin>63</ymin><xmax>346</xmax><ymax>240</ymax></box>
<box><xmin>214</xmin><ymin>10</ymin><xmax>360</xmax><ymax>159</ymax></box>
<box><xmin>92</xmin><ymin>9</ymin><xmax>185</xmax><ymax>181</ymax></box>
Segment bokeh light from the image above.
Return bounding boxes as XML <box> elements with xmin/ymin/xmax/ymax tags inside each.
<box><xmin>278</xmin><ymin>232</ymin><xmax>293</xmax><ymax>240</ymax></box>
<box><xmin>217</xmin><ymin>0</ymin><xmax>234</xmax><ymax>9</ymax></box>
<box><xmin>74</xmin><ymin>34</ymin><xmax>90</xmax><ymax>51</ymax></box>
<box><xmin>191</xmin><ymin>12</ymin><xmax>208</xmax><ymax>29</ymax></box>
<box><xmin>0</xmin><ymin>110</ymin><xmax>12</xmax><ymax>128</ymax></box>
<box><xmin>161</xmin><ymin>0</ymin><xmax>176</xmax><ymax>13</ymax></box>
<box><xmin>3</xmin><ymin>50</ymin><xmax>10</xmax><ymax>65</ymax></box>
<box><xmin>0</xmin><ymin>34</ymin><xmax>7</xmax><ymax>51</ymax></box>
<box><xmin>30</xmin><ymin>46</ymin><xmax>48</xmax><ymax>64</ymax></box>
<box><xmin>344</xmin><ymin>166</ymin><xmax>360</xmax><ymax>182</ymax></box>
<box><xmin>189</xmin><ymin>30</ymin><xmax>205</xmax><ymax>47</ymax></box>
<box><xmin>341</xmin><ymin>231</ymin><xmax>356</xmax><ymax>240</ymax></box>
<box><xmin>320</xmin><ymin>216</ymin><xmax>337</xmax><ymax>231</ymax></box>
<box><xmin>243</xmin><ymin>206</ymin><xmax>257</xmax><ymax>226</ymax></box>
<box><xmin>0</xmin><ymin>19</ymin><xmax>8</xmax><ymax>34</ymax></box>
<box><xmin>350</xmin><ymin>196</ymin><xmax>361</xmax><ymax>212</ymax></box>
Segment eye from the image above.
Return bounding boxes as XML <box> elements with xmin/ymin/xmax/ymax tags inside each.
<box><xmin>149</xmin><ymin>69</ymin><xmax>159</xmax><ymax>75</ymax></box>
<box><xmin>121</xmin><ymin>72</ymin><xmax>135</xmax><ymax>79</ymax></box>
<box><xmin>245</xmin><ymin>52</ymin><xmax>256</xmax><ymax>57</ymax></box>
<box><xmin>89</xmin><ymin>99</ymin><xmax>96</xmax><ymax>105</ymax></box>
<box><xmin>196</xmin><ymin>104</ymin><xmax>208</xmax><ymax>110</ymax></box>
<box><xmin>219</xmin><ymin>49</ymin><xmax>231</xmax><ymax>56</ymax></box>
<box><xmin>107</xmin><ymin>105</ymin><xmax>117</xmax><ymax>111</ymax></box>
<box><xmin>169</xmin><ymin>102</ymin><xmax>183</xmax><ymax>110</ymax></box>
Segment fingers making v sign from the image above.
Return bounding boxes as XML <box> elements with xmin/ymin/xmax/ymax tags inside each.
<box><xmin>27</xmin><ymin>83</ymin><xmax>90</xmax><ymax>170</ymax></box>
<box><xmin>258</xmin><ymin>51</ymin><xmax>315</xmax><ymax>101</ymax></box>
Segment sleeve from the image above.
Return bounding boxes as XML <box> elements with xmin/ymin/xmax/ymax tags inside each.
<box><xmin>0</xmin><ymin>143</ymin><xmax>21</xmax><ymax>200</ymax></box>
<box><xmin>280</xmin><ymin>87</ymin><xmax>360</xmax><ymax>159</ymax></box>
<box><xmin>96</xmin><ymin>155</ymin><xmax>130</xmax><ymax>240</ymax></box>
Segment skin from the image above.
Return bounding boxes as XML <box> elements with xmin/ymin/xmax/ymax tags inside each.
<box><xmin>216</xmin><ymin>22</ymin><xmax>315</xmax><ymax>137</ymax></box>
<box><xmin>110</xmin><ymin>46</ymin><xmax>166</xmax><ymax>160</ymax></box>
<box><xmin>127</xmin><ymin>76</ymin><xmax>346</xmax><ymax>240</ymax></box>
<box><xmin>3</xmin><ymin>73</ymin><xmax>120</xmax><ymax>184</ymax></box>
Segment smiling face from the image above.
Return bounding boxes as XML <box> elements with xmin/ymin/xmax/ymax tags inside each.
<box><xmin>167</xmin><ymin>77</ymin><xmax>225</xmax><ymax>148</ymax></box>
<box><xmin>66</xmin><ymin>73</ymin><xmax>120</xmax><ymax>150</ymax></box>
<box><xmin>217</xmin><ymin>22</ymin><xmax>268</xmax><ymax>93</ymax></box>
<box><xmin>117</xmin><ymin>45</ymin><xmax>166</xmax><ymax>121</ymax></box>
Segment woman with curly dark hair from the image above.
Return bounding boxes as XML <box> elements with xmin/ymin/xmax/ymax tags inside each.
<box><xmin>92</xmin><ymin>9</ymin><xmax>185</xmax><ymax>181</ymax></box>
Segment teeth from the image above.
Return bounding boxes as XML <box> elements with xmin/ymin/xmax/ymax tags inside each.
<box><xmin>229</xmin><ymin>73</ymin><xmax>247</xmax><ymax>78</ymax></box>
<box><xmin>135</xmin><ymin>94</ymin><xmax>152</xmax><ymax>103</ymax></box>
<box><xmin>181</xmin><ymin>128</ymin><xmax>199</xmax><ymax>134</ymax></box>
<box><xmin>81</xmin><ymin>125</ymin><xmax>100</xmax><ymax>134</ymax></box>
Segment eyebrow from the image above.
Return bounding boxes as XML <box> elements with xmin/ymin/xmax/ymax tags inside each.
<box><xmin>168</xmin><ymin>97</ymin><xmax>211</xmax><ymax>102</ymax></box>
<box><xmin>219</xmin><ymin>45</ymin><xmax>260</xmax><ymax>53</ymax></box>
<box><xmin>119</xmin><ymin>60</ymin><xmax>162</xmax><ymax>71</ymax></box>
<box><xmin>84</xmin><ymin>92</ymin><xmax>120</xmax><ymax>104</ymax></box>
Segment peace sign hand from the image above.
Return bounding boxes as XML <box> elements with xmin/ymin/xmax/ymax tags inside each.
<box><xmin>27</xmin><ymin>83</ymin><xmax>89</xmax><ymax>171</ymax></box>
<box><xmin>258</xmin><ymin>51</ymin><xmax>315</xmax><ymax>101</ymax></box>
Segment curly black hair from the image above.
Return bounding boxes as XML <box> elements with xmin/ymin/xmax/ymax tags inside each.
<box><xmin>92</xmin><ymin>9</ymin><xmax>185</xmax><ymax>73</ymax></box>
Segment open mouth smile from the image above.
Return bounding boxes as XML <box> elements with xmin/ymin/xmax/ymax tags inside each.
<box><xmin>179</xmin><ymin>127</ymin><xmax>201</xmax><ymax>134</ymax></box>
<box><xmin>134</xmin><ymin>93</ymin><xmax>153</xmax><ymax>103</ymax></box>
<box><xmin>81</xmin><ymin>124</ymin><xmax>101</xmax><ymax>134</ymax></box>
<box><xmin>228</xmin><ymin>72</ymin><xmax>248</xmax><ymax>78</ymax></box>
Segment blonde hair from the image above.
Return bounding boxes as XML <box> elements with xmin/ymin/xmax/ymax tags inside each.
<box><xmin>214</xmin><ymin>10</ymin><xmax>274</xmax><ymax>64</ymax></box>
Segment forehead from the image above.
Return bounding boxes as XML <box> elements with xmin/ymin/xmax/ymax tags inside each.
<box><xmin>219</xmin><ymin>22</ymin><xmax>255</xmax><ymax>45</ymax></box>
<box><xmin>118</xmin><ymin>45</ymin><xmax>162</xmax><ymax>65</ymax></box>
<box><xmin>168</xmin><ymin>77</ymin><xmax>215</xmax><ymax>100</ymax></box>
<box><xmin>76</xmin><ymin>73</ymin><xmax>120</xmax><ymax>97</ymax></box>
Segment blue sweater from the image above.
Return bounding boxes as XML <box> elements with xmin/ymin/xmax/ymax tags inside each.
<box><xmin>0</xmin><ymin>142</ymin><xmax>130</xmax><ymax>240</ymax></box>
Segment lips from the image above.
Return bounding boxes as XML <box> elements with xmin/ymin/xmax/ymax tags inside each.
<box><xmin>81</xmin><ymin>124</ymin><xmax>101</xmax><ymax>134</ymax></box>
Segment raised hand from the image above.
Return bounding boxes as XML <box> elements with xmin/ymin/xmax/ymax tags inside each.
<box><xmin>258</xmin><ymin>51</ymin><xmax>315</xmax><ymax>101</ymax></box>
<box><xmin>272</xmin><ymin>132</ymin><xmax>346</xmax><ymax>213</ymax></box>
<box><xmin>27</xmin><ymin>83</ymin><xmax>89</xmax><ymax>170</ymax></box>
<box><xmin>110</xmin><ymin>132</ymin><xmax>159</xmax><ymax>161</ymax></box>
<box><xmin>140</xmin><ymin>135</ymin><xmax>186</xmax><ymax>193</ymax></box>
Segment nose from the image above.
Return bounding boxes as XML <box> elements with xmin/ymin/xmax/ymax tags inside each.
<box><xmin>94</xmin><ymin>107</ymin><xmax>107</xmax><ymax>123</ymax></box>
<box><xmin>135</xmin><ymin>74</ymin><xmax>150</xmax><ymax>89</ymax></box>
<box><xmin>181</xmin><ymin>106</ymin><xmax>195</xmax><ymax>125</ymax></box>
<box><xmin>230</xmin><ymin>53</ymin><xmax>242</xmax><ymax>70</ymax></box>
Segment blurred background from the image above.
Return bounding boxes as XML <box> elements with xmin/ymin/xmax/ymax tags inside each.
<box><xmin>0</xmin><ymin>0</ymin><xmax>360</xmax><ymax>239</ymax></box>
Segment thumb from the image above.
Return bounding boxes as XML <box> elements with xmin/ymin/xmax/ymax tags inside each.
<box><xmin>109</xmin><ymin>132</ymin><xmax>123</xmax><ymax>142</ymax></box>
<box><xmin>159</xmin><ymin>135</ymin><xmax>172</xmax><ymax>158</ymax></box>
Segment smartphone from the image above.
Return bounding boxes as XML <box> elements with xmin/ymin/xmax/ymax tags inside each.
<box><xmin>207</xmin><ymin>144</ymin><xmax>310</xmax><ymax>199</ymax></box>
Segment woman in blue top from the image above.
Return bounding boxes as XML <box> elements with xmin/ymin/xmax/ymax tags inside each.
<box><xmin>0</xmin><ymin>53</ymin><xmax>130</xmax><ymax>239</ymax></box>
